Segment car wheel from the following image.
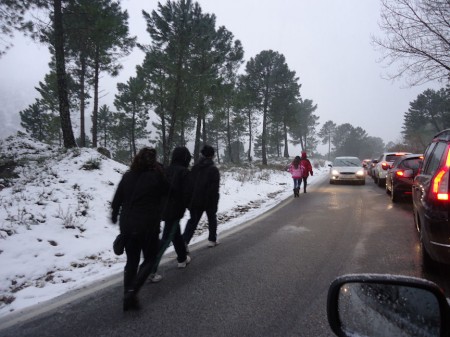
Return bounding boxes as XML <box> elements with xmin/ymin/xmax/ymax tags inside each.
<box><xmin>385</xmin><ymin>181</ymin><xmax>390</xmax><ymax>194</ymax></box>
<box><xmin>419</xmin><ymin>225</ymin><xmax>440</xmax><ymax>272</ymax></box>
<box><xmin>377</xmin><ymin>178</ymin><xmax>385</xmax><ymax>187</ymax></box>
<box><xmin>421</xmin><ymin>238</ymin><xmax>438</xmax><ymax>272</ymax></box>
<box><xmin>390</xmin><ymin>186</ymin><xmax>399</xmax><ymax>202</ymax></box>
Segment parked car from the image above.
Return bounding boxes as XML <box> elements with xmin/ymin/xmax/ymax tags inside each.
<box><xmin>412</xmin><ymin>129</ymin><xmax>450</xmax><ymax>269</ymax></box>
<box><xmin>329</xmin><ymin>156</ymin><xmax>365</xmax><ymax>185</ymax></box>
<box><xmin>362</xmin><ymin>158</ymin><xmax>371</xmax><ymax>171</ymax></box>
<box><xmin>372</xmin><ymin>152</ymin><xmax>411</xmax><ymax>187</ymax></box>
<box><xmin>366</xmin><ymin>158</ymin><xmax>378</xmax><ymax>178</ymax></box>
<box><xmin>385</xmin><ymin>154</ymin><xmax>423</xmax><ymax>202</ymax></box>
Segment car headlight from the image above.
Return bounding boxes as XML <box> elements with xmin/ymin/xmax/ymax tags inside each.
<box><xmin>356</xmin><ymin>170</ymin><xmax>365</xmax><ymax>176</ymax></box>
<box><xmin>331</xmin><ymin>169</ymin><xmax>339</xmax><ymax>176</ymax></box>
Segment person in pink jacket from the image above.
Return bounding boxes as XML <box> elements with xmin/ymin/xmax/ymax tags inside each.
<box><xmin>288</xmin><ymin>156</ymin><xmax>303</xmax><ymax>197</ymax></box>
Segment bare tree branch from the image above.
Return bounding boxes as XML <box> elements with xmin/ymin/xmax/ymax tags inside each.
<box><xmin>373</xmin><ymin>0</ymin><xmax>450</xmax><ymax>86</ymax></box>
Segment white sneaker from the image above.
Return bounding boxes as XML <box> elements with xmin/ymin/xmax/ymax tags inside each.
<box><xmin>149</xmin><ymin>273</ymin><xmax>163</xmax><ymax>283</ymax></box>
<box><xmin>177</xmin><ymin>255</ymin><xmax>191</xmax><ymax>268</ymax></box>
<box><xmin>207</xmin><ymin>240</ymin><xmax>219</xmax><ymax>247</ymax></box>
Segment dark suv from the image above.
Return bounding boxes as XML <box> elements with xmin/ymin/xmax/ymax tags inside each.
<box><xmin>386</xmin><ymin>154</ymin><xmax>422</xmax><ymax>202</ymax></box>
<box><xmin>412</xmin><ymin>129</ymin><xmax>450</xmax><ymax>269</ymax></box>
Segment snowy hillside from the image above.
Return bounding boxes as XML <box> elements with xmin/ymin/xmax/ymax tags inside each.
<box><xmin>0</xmin><ymin>133</ymin><xmax>327</xmax><ymax>318</ymax></box>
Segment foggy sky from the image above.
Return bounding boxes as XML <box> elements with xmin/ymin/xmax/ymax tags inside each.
<box><xmin>0</xmin><ymin>0</ymin><xmax>442</xmax><ymax>152</ymax></box>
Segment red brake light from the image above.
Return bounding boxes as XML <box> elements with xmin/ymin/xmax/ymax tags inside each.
<box><xmin>381</xmin><ymin>162</ymin><xmax>389</xmax><ymax>169</ymax></box>
<box><xmin>396</xmin><ymin>170</ymin><xmax>404</xmax><ymax>177</ymax></box>
<box><xmin>431</xmin><ymin>149</ymin><xmax>450</xmax><ymax>201</ymax></box>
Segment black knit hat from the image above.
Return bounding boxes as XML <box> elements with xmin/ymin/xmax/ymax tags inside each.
<box><xmin>201</xmin><ymin>145</ymin><xmax>215</xmax><ymax>158</ymax></box>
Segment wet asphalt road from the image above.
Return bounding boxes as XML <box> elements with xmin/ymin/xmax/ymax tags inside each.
<box><xmin>1</xmin><ymin>174</ymin><xmax>448</xmax><ymax>337</ymax></box>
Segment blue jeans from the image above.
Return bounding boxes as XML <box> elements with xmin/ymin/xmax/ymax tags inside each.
<box><xmin>293</xmin><ymin>178</ymin><xmax>301</xmax><ymax>189</ymax></box>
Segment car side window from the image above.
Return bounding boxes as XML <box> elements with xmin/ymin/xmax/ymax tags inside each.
<box><xmin>423</xmin><ymin>142</ymin><xmax>446</xmax><ymax>175</ymax></box>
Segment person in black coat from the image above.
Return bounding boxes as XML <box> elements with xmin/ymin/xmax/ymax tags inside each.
<box><xmin>157</xmin><ymin>146</ymin><xmax>192</xmax><ymax>268</ymax></box>
<box><xmin>111</xmin><ymin>147</ymin><xmax>169</xmax><ymax>311</ymax></box>
<box><xmin>183</xmin><ymin>144</ymin><xmax>220</xmax><ymax>248</ymax></box>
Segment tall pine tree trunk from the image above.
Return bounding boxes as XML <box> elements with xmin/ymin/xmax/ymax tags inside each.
<box><xmin>166</xmin><ymin>58</ymin><xmax>183</xmax><ymax>165</ymax></box>
<box><xmin>247</xmin><ymin>108</ymin><xmax>252</xmax><ymax>162</ymax></box>
<box><xmin>53</xmin><ymin>0</ymin><xmax>76</xmax><ymax>148</ymax></box>
<box><xmin>79</xmin><ymin>54</ymin><xmax>86</xmax><ymax>147</ymax></box>
<box><xmin>226</xmin><ymin>105</ymin><xmax>233</xmax><ymax>163</ymax></box>
<box><xmin>92</xmin><ymin>46</ymin><xmax>100</xmax><ymax>148</ymax></box>
<box><xmin>262</xmin><ymin>95</ymin><xmax>269</xmax><ymax>165</ymax></box>
<box><xmin>283</xmin><ymin>121</ymin><xmax>289</xmax><ymax>157</ymax></box>
<box><xmin>193</xmin><ymin>112</ymin><xmax>202</xmax><ymax>162</ymax></box>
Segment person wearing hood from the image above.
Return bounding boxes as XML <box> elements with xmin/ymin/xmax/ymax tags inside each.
<box><xmin>299</xmin><ymin>151</ymin><xmax>313</xmax><ymax>193</ymax></box>
<box><xmin>158</xmin><ymin>146</ymin><xmax>192</xmax><ymax>269</ymax></box>
<box><xmin>183</xmin><ymin>144</ymin><xmax>220</xmax><ymax>248</ymax></box>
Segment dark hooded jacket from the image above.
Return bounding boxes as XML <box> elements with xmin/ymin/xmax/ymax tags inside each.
<box><xmin>111</xmin><ymin>168</ymin><xmax>169</xmax><ymax>235</ymax></box>
<box><xmin>161</xmin><ymin>147</ymin><xmax>192</xmax><ymax>221</ymax></box>
<box><xmin>187</xmin><ymin>156</ymin><xmax>220</xmax><ymax>210</ymax></box>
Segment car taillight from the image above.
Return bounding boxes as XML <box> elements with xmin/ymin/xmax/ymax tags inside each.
<box><xmin>431</xmin><ymin>149</ymin><xmax>450</xmax><ymax>201</ymax></box>
<box><xmin>381</xmin><ymin>162</ymin><xmax>389</xmax><ymax>170</ymax></box>
<box><xmin>396</xmin><ymin>170</ymin><xmax>404</xmax><ymax>177</ymax></box>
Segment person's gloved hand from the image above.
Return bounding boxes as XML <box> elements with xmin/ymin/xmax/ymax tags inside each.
<box><xmin>111</xmin><ymin>214</ymin><xmax>118</xmax><ymax>224</ymax></box>
<box><xmin>311</xmin><ymin>172</ymin><xmax>313</xmax><ymax>176</ymax></box>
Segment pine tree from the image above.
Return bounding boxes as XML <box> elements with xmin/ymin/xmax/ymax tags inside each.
<box><xmin>114</xmin><ymin>76</ymin><xmax>150</xmax><ymax>157</ymax></box>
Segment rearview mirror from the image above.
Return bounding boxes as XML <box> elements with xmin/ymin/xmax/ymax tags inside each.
<box><xmin>327</xmin><ymin>274</ymin><xmax>449</xmax><ymax>337</ymax></box>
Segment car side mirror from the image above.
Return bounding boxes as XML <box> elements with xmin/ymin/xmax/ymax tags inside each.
<box><xmin>327</xmin><ymin>274</ymin><xmax>450</xmax><ymax>337</ymax></box>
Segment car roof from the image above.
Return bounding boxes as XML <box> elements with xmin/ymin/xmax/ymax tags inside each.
<box><xmin>433</xmin><ymin>129</ymin><xmax>450</xmax><ymax>142</ymax></box>
<box><xmin>392</xmin><ymin>154</ymin><xmax>423</xmax><ymax>165</ymax></box>
<box><xmin>334</xmin><ymin>156</ymin><xmax>360</xmax><ymax>159</ymax></box>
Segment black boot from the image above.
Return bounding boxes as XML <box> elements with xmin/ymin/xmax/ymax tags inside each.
<box><xmin>123</xmin><ymin>271</ymin><xmax>140</xmax><ymax>311</ymax></box>
<box><xmin>293</xmin><ymin>189</ymin><xmax>297</xmax><ymax>197</ymax></box>
<box><xmin>123</xmin><ymin>290</ymin><xmax>140</xmax><ymax>311</ymax></box>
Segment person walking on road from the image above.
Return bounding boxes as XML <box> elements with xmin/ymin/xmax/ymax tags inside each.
<box><xmin>158</xmin><ymin>146</ymin><xmax>192</xmax><ymax>269</ymax></box>
<box><xmin>111</xmin><ymin>147</ymin><xmax>169</xmax><ymax>311</ymax></box>
<box><xmin>299</xmin><ymin>151</ymin><xmax>313</xmax><ymax>193</ymax></box>
<box><xmin>288</xmin><ymin>156</ymin><xmax>303</xmax><ymax>197</ymax></box>
<box><xmin>183</xmin><ymin>144</ymin><xmax>220</xmax><ymax>249</ymax></box>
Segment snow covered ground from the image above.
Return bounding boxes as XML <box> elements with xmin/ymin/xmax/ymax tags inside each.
<box><xmin>0</xmin><ymin>134</ymin><xmax>328</xmax><ymax>319</ymax></box>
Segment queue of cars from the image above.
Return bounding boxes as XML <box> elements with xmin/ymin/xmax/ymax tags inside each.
<box><xmin>329</xmin><ymin>129</ymin><xmax>450</xmax><ymax>270</ymax></box>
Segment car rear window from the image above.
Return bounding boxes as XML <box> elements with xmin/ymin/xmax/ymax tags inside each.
<box><xmin>386</xmin><ymin>154</ymin><xmax>403</xmax><ymax>162</ymax></box>
<box><xmin>423</xmin><ymin>142</ymin><xmax>447</xmax><ymax>175</ymax></box>
<box><xmin>401</xmin><ymin>158</ymin><xmax>421</xmax><ymax>170</ymax></box>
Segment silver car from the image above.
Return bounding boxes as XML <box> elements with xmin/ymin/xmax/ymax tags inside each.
<box><xmin>329</xmin><ymin>156</ymin><xmax>366</xmax><ymax>185</ymax></box>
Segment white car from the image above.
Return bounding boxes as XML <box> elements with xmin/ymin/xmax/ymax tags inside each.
<box><xmin>372</xmin><ymin>152</ymin><xmax>411</xmax><ymax>187</ymax></box>
<box><xmin>329</xmin><ymin>156</ymin><xmax>365</xmax><ymax>185</ymax></box>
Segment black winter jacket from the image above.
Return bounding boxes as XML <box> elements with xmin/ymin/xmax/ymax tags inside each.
<box><xmin>161</xmin><ymin>166</ymin><xmax>190</xmax><ymax>221</ymax></box>
<box><xmin>111</xmin><ymin>169</ymin><xmax>169</xmax><ymax>235</ymax></box>
<box><xmin>188</xmin><ymin>157</ymin><xmax>220</xmax><ymax>210</ymax></box>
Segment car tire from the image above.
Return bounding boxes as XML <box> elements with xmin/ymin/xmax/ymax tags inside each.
<box><xmin>377</xmin><ymin>178</ymin><xmax>385</xmax><ymax>187</ymax></box>
<box><xmin>386</xmin><ymin>182</ymin><xmax>390</xmax><ymax>194</ymax></box>
<box><xmin>390</xmin><ymin>186</ymin><xmax>399</xmax><ymax>203</ymax></box>
<box><xmin>419</xmin><ymin>225</ymin><xmax>440</xmax><ymax>272</ymax></box>
<box><xmin>421</xmin><ymin>238</ymin><xmax>438</xmax><ymax>272</ymax></box>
